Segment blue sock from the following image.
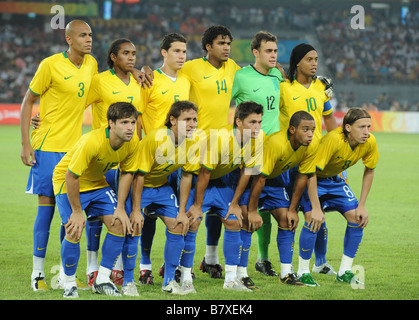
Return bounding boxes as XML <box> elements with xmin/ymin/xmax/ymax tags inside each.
<box><xmin>140</xmin><ymin>215</ymin><xmax>156</xmax><ymax>265</ymax></box>
<box><xmin>239</xmin><ymin>229</ymin><xmax>252</xmax><ymax>268</ymax></box>
<box><xmin>122</xmin><ymin>235</ymin><xmax>140</xmax><ymax>286</ymax></box>
<box><xmin>223</xmin><ymin>229</ymin><xmax>242</xmax><ymax>266</ymax></box>
<box><xmin>100</xmin><ymin>232</ymin><xmax>125</xmax><ymax>270</ymax></box>
<box><xmin>299</xmin><ymin>222</ymin><xmax>317</xmax><ymax>260</ymax></box>
<box><xmin>61</xmin><ymin>238</ymin><xmax>80</xmax><ymax>276</ymax></box>
<box><xmin>60</xmin><ymin>225</ymin><xmax>65</xmax><ymax>244</ymax></box>
<box><xmin>206</xmin><ymin>214</ymin><xmax>222</xmax><ymax>246</ymax></box>
<box><xmin>33</xmin><ymin>204</ymin><xmax>55</xmax><ymax>257</ymax></box>
<box><xmin>277</xmin><ymin>227</ymin><xmax>294</xmax><ymax>264</ymax></box>
<box><xmin>85</xmin><ymin>220</ymin><xmax>102</xmax><ymax>252</ymax></box>
<box><xmin>343</xmin><ymin>222</ymin><xmax>363</xmax><ymax>258</ymax></box>
<box><xmin>163</xmin><ymin>229</ymin><xmax>184</xmax><ymax>286</ymax></box>
<box><xmin>314</xmin><ymin>221</ymin><xmax>328</xmax><ymax>266</ymax></box>
<box><xmin>180</xmin><ymin>231</ymin><xmax>197</xmax><ymax>268</ymax></box>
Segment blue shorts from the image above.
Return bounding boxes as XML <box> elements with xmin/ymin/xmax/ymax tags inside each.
<box><xmin>56</xmin><ymin>187</ymin><xmax>122</xmax><ymax>224</ymax></box>
<box><xmin>300</xmin><ymin>174</ymin><xmax>358</xmax><ymax>214</ymax></box>
<box><xmin>26</xmin><ymin>150</ymin><xmax>66</xmax><ymax>198</ymax></box>
<box><xmin>141</xmin><ymin>183</ymin><xmax>179</xmax><ymax>219</ymax></box>
<box><xmin>186</xmin><ymin>173</ymin><xmax>237</xmax><ymax>220</ymax></box>
<box><xmin>238</xmin><ymin>173</ymin><xmax>290</xmax><ymax>210</ymax></box>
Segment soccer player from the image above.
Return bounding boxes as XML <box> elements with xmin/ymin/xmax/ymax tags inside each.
<box><xmin>20</xmin><ymin>20</ymin><xmax>98</xmax><ymax>291</ymax></box>
<box><xmin>84</xmin><ymin>38</ymin><xmax>142</xmax><ymax>289</ymax></box>
<box><xmin>231</xmin><ymin>31</ymin><xmax>284</xmax><ymax>278</ymax></box>
<box><xmin>297</xmin><ymin>107</ymin><xmax>378</xmax><ymax>285</ymax></box>
<box><xmin>255</xmin><ymin>42</ymin><xmax>338</xmax><ymax>278</ymax></box>
<box><xmin>180</xmin><ymin>25</ymin><xmax>241</xmax><ymax>277</ymax></box>
<box><xmin>137</xmin><ymin>33</ymin><xmax>190</xmax><ymax>285</ymax></box>
<box><xmin>53</xmin><ymin>102</ymin><xmax>142</xmax><ymax>298</ymax></box>
<box><xmin>245</xmin><ymin>110</ymin><xmax>321</xmax><ymax>287</ymax></box>
<box><xmin>132</xmin><ymin>100</ymin><xmax>200</xmax><ymax>295</ymax></box>
<box><xmin>183</xmin><ymin>101</ymin><xmax>264</xmax><ymax>291</ymax></box>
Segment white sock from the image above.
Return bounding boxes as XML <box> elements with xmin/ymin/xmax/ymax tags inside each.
<box><xmin>338</xmin><ymin>254</ymin><xmax>354</xmax><ymax>276</ymax></box>
<box><xmin>32</xmin><ymin>256</ymin><xmax>45</xmax><ymax>278</ymax></box>
<box><xmin>64</xmin><ymin>274</ymin><xmax>77</xmax><ymax>290</ymax></box>
<box><xmin>180</xmin><ymin>266</ymin><xmax>192</xmax><ymax>283</ymax></box>
<box><xmin>86</xmin><ymin>250</ymin><xmax>99</xmax><ymax>274</ymax></box>
<box><xmin>237</xmin><ymin>266</ymin><xmax>248</xmax><ymax>279</ymax></box>
<box><xmin>96</xmin><ymin>266</ymin><xmax>112</xmax><ymax>284</ymax></box>
<box><xmin>280</xmin><ymin>263</ymin><xmax>293</xmax><ymax>278</ymax></box>
<box><xmin>140</xmin><ymin>263</ymin><xmax>152</xmax><ymax>271</ymax></box>
<box><xmin>205</xmin><ymin>245</ymin><xmax>219</xmax><ymax>264</ymax></box>
<box><xmin>298</xmin><ymin>256</ymin><xmax>311</xmax><ymax>277</ymax></box>
<box><xmin>224</xmin><ymin>265</ymin><xmax>237</xmax><ymax>282</ymax></box>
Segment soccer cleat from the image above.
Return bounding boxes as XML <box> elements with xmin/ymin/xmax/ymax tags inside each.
<box><xmin>31</xmin><ymin>273</ymin><xmax>49</xmax><ymax>291</ymax></box>
<box><xmin>255</xmin><ymin>260</ymin><xmax>278</xmax><ymax>277</ymax></box>
<box><xmin>181</xmin><ymin>280</ymin><xmax>197</xmax><ymax>294</ymax></box>
<box><xmin>92</xmin><ymin>280</ymin><xmax>121</xmax><ymax>296</ymax></box>
<box><xmin>110</xmin><ymin>270</ymin><xmax>124</xmax><ymax>287</ymax></box>
<box><xmin>122</xmin><ymin>282</ymin><xmax>139</xmax><ymax>296</ymax></box>
<box><xmin>312</xmin><ymin>263</ymin><xmax>337</xmax><ymax>275</ymax></box>
<box><xmin>240</xmin><ymin>277</ymin><xmax>260</xmax><ymax>291</ymax></box>
<box><xmin>200</xmin><ymin>257</ymin><xmax>223</xmax><ymax>279</ymax></box>
<box><xmin>86</xmin><ymin>271</ymin><xmax>98</xmax><ymax>287</ymax></box>
<box><xmin>298</xmin><ymin>273</ymin><xmax>320</xmax><ymax>287</ymax></box>
<box><xmin>279</xmin><ymin>273</ymin><xmax>306</xmax><ymax>286</ymax></box>
<box><xmin>139</xmin><ymin>269</ymin><xmax>154</xmax><ymax>285</ymax></box>
<box><xmin>162</xmin><ymin>280</ymin><xmax>186</xmax><ymax>295</ymax></box>
<box><xmin>223</xmin><ymin>279</ymin><xmax>252</xmax><ymax>292</ymax></box>
<box><xmin>336</xmin><ymin>270</ymin><xmax>363</xmax><ymax>285</ymax></box>
<box><xmin>63</xmin><ymin>286</ymin><xmax>79</xmax><ymax>298</ymax></box>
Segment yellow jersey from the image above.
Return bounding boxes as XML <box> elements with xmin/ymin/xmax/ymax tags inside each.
<box><xmin>181</xmin><ymin>57</ymin><xmax>241</xmax><ymax>131</ymax></box>
<box><xmin>260</xmin><ymin>129</ymin><xmax>318</xmax><ymax>179</ymax></box>
<box><xmin>137</xmin><ymin>126</ymin><xmax>201</xmax><ymax>188</ymax></box>
<box><xmin>314</xmin><ymin>127</ymin><xmax>379</xmax><ymax>179</ymax></box>
<box><xmin>86</xmin><ymin>69</ymin><xmax>141</xmax><ymax>130</ymax></box>
<box><xmin>279</xmin><ymin>79</ymin><xmax>332</xmax><ymax>141</ymax></box>
<box><xmin>139</xmin><ymin>68</ymin><xmax>190</xmax><ymax>135</ymax></box>
<box><xmin>29</xmin><ymin>51</ymin><xmax>98</xmax><ymax>152</ymax></box>
<box><xmin>53</xmin><ymin>128</ymin><xmax>140</xmax><ymax>195</ymax></box>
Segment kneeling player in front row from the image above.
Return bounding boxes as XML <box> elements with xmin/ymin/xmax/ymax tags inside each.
<box><xmin>244</xmin><ymin>111</ymin><xmax>322</xmax><ymax>288</ymax></box>
<box><xmin>53</xmin><ymin>102</ymin><xmax>143</xmax><ymax>298</ymax></box>
<box><xmin>297</xmin><ymin>107</ymin><xmax>378</xmax><ymax>286</ymax></box>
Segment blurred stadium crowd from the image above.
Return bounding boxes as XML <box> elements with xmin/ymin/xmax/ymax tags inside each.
<box><xmin>1</xmin><ymin>0</ymin><xmax>418</xmax><ymax>111</ymax></box>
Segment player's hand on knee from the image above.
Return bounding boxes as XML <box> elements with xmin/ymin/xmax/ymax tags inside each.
<box><xmin>112</xmin><ymin>207</ymin><xmax>133</xmax><ymax>235</ymax></box>
<box><xmin>173</xmin><ymin>211</ymin><xmax>189</xmax><ymax>236</ymax></box>
<box><xmin>65</xmin><ymin>212</ymin><xmax>85</xmax><ymax>241</ymax></box>
<box><xmin>186</xmin><ymin>204</ymin><xmax>203</xmax><ymax>227</ymax></box>
<box><xmin>355</xmin><ymin>206</ymin><xmax>369</xmax><ymax>228</ymax></box>
<box><xmin>287</xmin><ymin>208</ymin><xmax>300</xmax><ymax>232</ymax></box>
<box><xmin>225</xmin><ymin>203</ymin><xmax>243</xmax><ymax>227</ymax></box>
<box><xmin>130</xmin><ymin>210</ymin><xmax>144</xmax><ymax>236</ymax></box>
<box><xmin>308</xmin><ymin>208</ymin><xmax>324</xmax><ymax>233</ymax></box>
<box><xmin>248</xmin><ymin>210</ymin><xmax>263</xmax><ymax>232</ymax></box>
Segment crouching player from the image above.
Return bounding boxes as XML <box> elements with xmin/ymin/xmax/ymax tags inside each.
<box><xmin>53</xmin><ymin>102</ymin><xmax>142</xmax><ymax>298</ymax></box>
<box><xmin>297</xmin><ymin>107</ymin><xmax>378</xmax><ymax>285</ymax></box>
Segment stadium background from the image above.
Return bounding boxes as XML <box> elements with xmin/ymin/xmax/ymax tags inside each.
<box><xmin>0</xmin><ymin>0</ymin><xmax>419</xmax><ymax>133</ymax></box>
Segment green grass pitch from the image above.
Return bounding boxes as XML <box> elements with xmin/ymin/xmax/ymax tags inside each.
<box><xmin>1</xmin><ymin>125</ymin><xmax>418</xmax><ymax>303</ymax></box>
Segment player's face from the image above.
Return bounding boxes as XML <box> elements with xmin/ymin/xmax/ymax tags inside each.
<box><xmin>163</xmin><ymin>41</ymin><xmax>187</xmax><ymax>71</ymax></box>
<box><xmin>295</xmin><ymin>119</ymin><xmax>315</xmax><ymax>146</ymax></box>
<box><xmin>113</xmin><ymin>42</ymin><xmax>136</xmax><ymax>72</ymax></box>
<box><xmin>207</xmin><ymin>35</ymin><xmax>231</xmax><ymax>63</ymax></box>
<box><xmin>110</xmin><ymin>116</ymin><xmax>137</xmax><ymax>142</ymax></box>
<box><xmin>254</xmin><ymin>40</ymin><xmax>278</xmax><ymax>70</ymax></box>
<box><xmin>171</xmin><ymin>109</ymin><xmax>198</xmax><ymax>139</ymax></box>
<box><xmin>345</xmin><ymin>118</ymin><xmax>371</xmax><ymax>145</ymax></box>
<box><xmin>297</xmin><ymin>50</ymin><xmax>318</xmax><ymax>77</ymax></box>
<box><xmin>237</xmin><ymin>113</ymin><xmax>263</xmax><ymax>140</ymax></box>
<box><xmin>67</xmin><ymin>23</ymin><xmax>92</xmax><ymax>55</ymax></box>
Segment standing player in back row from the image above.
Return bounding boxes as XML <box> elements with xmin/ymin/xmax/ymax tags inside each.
<box><xmin>180</xmin><ymin>25</ymin><xmax>241</xmax><ymax>277</ymax></box>
<box><xmin>20</xmin><ymin>20</ymin><xmax>98</xmax><ymax>291</ymax></box>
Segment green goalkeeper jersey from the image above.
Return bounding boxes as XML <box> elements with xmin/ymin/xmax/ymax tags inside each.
<box><xmin>231</xmin><ymin>65</ymin><xmax>283</xmax><ymax>135</ymax></box>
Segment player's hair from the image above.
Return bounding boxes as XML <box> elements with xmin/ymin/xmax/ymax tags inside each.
<box><xmin>251</xmin><ymin>31</ymin><xmax>277</xmax><ymax>51</ymax></box>
<box><xmin>234</xmin><ymin>101</ymin><xmax>263</xmax><ymax>126</ymax></box>
<box><xmin>342</xmin><ymin>107</ymin><xmax>371</xmax><ymax>137</ymax></box>
<box><xmin>160</xmin><ymin>33</ymin><xmax>187</xmax><ymax>51</ymax></box>
<box><xmin>107</xmin><ymin>102</ymin><xmax>138</xmax><ymax>128</ymax></box>
<box><xmin>289</xmin><ymin>110</ymin><xmax>314</xmax><ymax>131</ymax></box>
<box><xmin>165</xmin><ymin>100</ymin><xmax>198</xmax><ymax>128</ymax></box>
<box><xmin>201</xmin><ymin>25</ymin><xmax>233</xmax><ymax>53</ymax></box>
<box><xmin>107</xmin><ymin>38</ymin><xmax>134</xmax><ymax>69</ymax></box>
